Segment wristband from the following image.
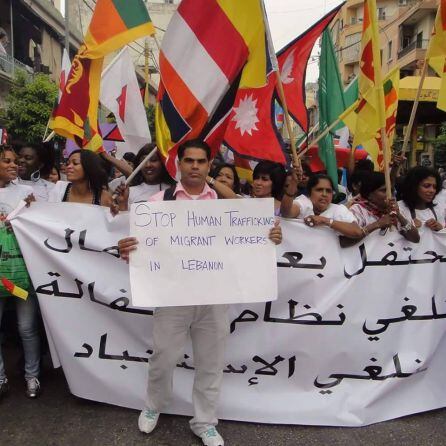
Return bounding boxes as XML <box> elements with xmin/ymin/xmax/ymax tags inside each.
<box><xmin>328</xmin><ymin>218</ymin><xmax>334</xmax><ymax>227</ymax></box>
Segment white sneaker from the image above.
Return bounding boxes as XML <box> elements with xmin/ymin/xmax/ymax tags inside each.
<box><xmin>199</xmin><ymin>427</ymin><xmax>224</xmax><ymax>446</ymax></box>
<box><xmin>138</xmin><ymin>409</ymin><xmax>159</xmax><ymax>434</ymax></box>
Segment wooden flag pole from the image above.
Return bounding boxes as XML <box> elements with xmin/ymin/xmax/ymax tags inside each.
<box><xmin>297</xmin><ymin>118</ymin><xmax>341</xmax><ymax>158</ymax></box>
<box><xmin>401</xmin><ymin>59</ymin><xmax>428</xmax><ymax>155</ymax></box>
<box><xmin>261</xmin><ymin>0</ymin><xmax>301</xmax><ymax>168</ymax></box>
<box><xmin>43</xmin><ymin>130</ymin><xmax>56</xmax><ymax>143</ymax></box>
<box><xmin>111</xmin><ymin>147</ymin><xmax>158</xmax><ymax>201</ymax></box>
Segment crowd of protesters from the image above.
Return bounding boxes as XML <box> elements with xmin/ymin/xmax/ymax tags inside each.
<box><xmin>1</xmin><ymin>138</ymin><xmax>445</xmax><ymax>446</ymax></box>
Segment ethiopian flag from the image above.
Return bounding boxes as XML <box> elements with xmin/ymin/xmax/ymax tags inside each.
<box><xmin>51</xmin><ymin>0</ymin><xmax>155</xmax><ymax>151</ymax></box>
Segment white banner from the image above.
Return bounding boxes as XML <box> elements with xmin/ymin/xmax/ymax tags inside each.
<box><xmin>129</xmin><ymin>198</ymin><xmax>277</xmax><ymax>307</ymax></box>
<box><xmin>10</xmin><ymin>203</ymin><xmax>446</xmax><ymax>427</ymax></box>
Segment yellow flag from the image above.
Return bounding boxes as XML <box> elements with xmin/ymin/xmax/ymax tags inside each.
<box><xmin>427</xmin><ymin>0</ymin><xmax>446</xmax><ymax>111</ymax></box>
<box><xmin>341</xmin><ymin>68</ymin><xmax>400</xmax><ymax>170</ymax></box>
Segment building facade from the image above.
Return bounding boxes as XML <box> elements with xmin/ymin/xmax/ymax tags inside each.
<box><xmin>333</xmin><ymin>0</ymin><xmax>445</xmax><ymax>166</ymax></box>
<box><xmin>0</xmin><ymin>0</ymin><xmax>82</xmax><ymax>116</ymax></box>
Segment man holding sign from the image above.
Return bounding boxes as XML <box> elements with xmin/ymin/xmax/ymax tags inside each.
<box><xmin>119</xmin><ymin>140</ymin><xmax>282</xmax><ymax>446</ymax></box>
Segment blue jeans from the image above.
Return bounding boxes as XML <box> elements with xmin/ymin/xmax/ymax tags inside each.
<box><xmin>0</xmin><ymin>294</ymin><xmax>40</xmax><ymax>380</ymax></box>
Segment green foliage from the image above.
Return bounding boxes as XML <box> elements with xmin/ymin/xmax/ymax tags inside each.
<box><xmin>430</xmin><ymin>123</ymin><xmax>446</xmax><ymax>167</ymax></box>
<box><xmin>4</xmin><ymin>71</ymin><xmax>58</xmax><ymax>144</ymax></box>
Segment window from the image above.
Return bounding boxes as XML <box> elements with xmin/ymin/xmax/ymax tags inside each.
<box><xmin>378</xmin><ymin>7</ymin><xmax>386</xmax><ymax>21</ymax></box>
<box><xmin>388</xmin><ymin>40</ymin><xmax>393</xmax><ymax>61</ymax></box>
<box><xmin>398</xmin><ymin>0</ymin><xmax>407</xmax><ymax>5</ymax></box>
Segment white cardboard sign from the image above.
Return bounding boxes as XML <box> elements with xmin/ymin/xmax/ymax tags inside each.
<box><xmin>129</xmin><ymin>198</ymin><xmax>278</xmax><ymax>307</ymax></box>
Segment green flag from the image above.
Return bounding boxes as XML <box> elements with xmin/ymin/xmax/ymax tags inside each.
<box><xmin>344</xmin><ymin>76</ymin><xmax>359</xmax><ymax>108</ymax></box>
<box><xmin>318</xmin><ymin>30</ymin><xmax>347</xmax><ymax>190</ymax></box>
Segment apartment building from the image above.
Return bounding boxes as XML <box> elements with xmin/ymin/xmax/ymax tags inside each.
<box><xmin>0</xmin><ymin>0</ymin><xmax>82</xmax><ymax>118</ymax></box>
<box><xmin>333</xmin><ymin>0</ymin><xmax>445</xmax><ymax>166</ymax></box>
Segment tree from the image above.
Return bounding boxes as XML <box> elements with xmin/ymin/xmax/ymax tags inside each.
<box><xmin>4</xmin><ymin>71</ymin><xmax>57</xmax><ymax>144</ymax></box>
<box><xmin>431</xmin><ymin>122</ymin><xmax>446</xmax><ymax>168</ymax></box>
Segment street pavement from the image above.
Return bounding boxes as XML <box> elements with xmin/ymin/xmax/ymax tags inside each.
<box><xmin>1</xmin><ymin>341</ymin><xmax>446</xmax><ymax>446</ymax></box>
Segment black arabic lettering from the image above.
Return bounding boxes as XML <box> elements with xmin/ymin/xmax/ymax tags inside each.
<box><xmin>35</xmin><ymin>273</ymin><xmax>84</xmax><ymax>299</ymax></box>
<box><xmin>363</xmin><ymin>296</ymin><xmax>446</xmax><ymax>335</ymax></box>
<box><xmin>230</xmin><ymin>310</ymin><xmax>259</xmax><ymax>333</ymax></box>
<box><xmin>44</xmin><ymin>228</ymin><xmax>75</xmax><ymax>253</ymax></box>
<box><xmin>87</xmin><ymin>282</ymin><xmax>153</xmax><ymax>316</ymax></box>
<box><xmin>253</xmin><ymin>355</ymin><xmax>285</xmax><ymax>376</ymax></box>
<box><xmin>345</xmin><ymin>244</ymin><xmax>446</xmax><ymax>279</ymax></box>
<box><xmin>277</xmin><ymin>252</ymin><xmax>327</xmax><ymax>270</ymax></box>
<box><xmin>223</xmin><ymin>364</ymin><xmax>248</xmax><ymax>374</ymax></box>
<box><xmin>98</xmin><ymin>333</ymin><xmax>149</xmax><ymax>362</ymax></box>
<box><xmin>74</xmin><ymin>343</ymin><xmax>93</xmax><ymax>358</ymax></box>
<box><xmin>263</xmin><ymin>301</ymin><xmax>346</xmax><ymax>326</ymax></box>
<box><xmin>314</xmin><ymin>354</ymin><xmax>427</xmax><ymax>389</ymax></box>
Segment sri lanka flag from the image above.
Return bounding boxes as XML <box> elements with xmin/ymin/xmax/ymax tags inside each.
<box><xmin>427</xmin><ymin>0</ymin><xmax>446</xmax><ymax>111</ymax></box>
<box><xmin>51</xmin><ymin>0</ymin><xmax>155</xmax><ymax>151</ymax></box>
<box><xmin>155</xmin><ymin>0</ymin><xmax>268</xmax><ymax>178</ymax></box>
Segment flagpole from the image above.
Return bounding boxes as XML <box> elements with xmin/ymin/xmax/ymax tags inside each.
<box><xmin>401</xmin><ymin>57</ymin><xmax>428</xmax><ymax>156</ymax></box>
<box><xmin>111</xmin><ymin>148</ymin><xmax>158</xmax><ymax>201</ymax></box>
<box><xmin>298</xmin><ymin>118</ymin><xmax>341</xmax><ymax>158</ymax></box>
<box><xmin>260</xmin><ymin>0</ymin><xmax>300</xmax><ymax>168</ymax></box>
<box><xmin>144</xmin><ymin>38</ymin><xmax>150</xmax><ymax>108</ymax></box>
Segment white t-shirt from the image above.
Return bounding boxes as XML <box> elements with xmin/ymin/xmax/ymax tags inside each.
<box><xmin>17</xmin><ymin>178</ymin><xmax>54</xmax><ymax>202</ymax></box>
<box><xmin>129</xmin><ymin>183</ymin><xmax>170</xmax><ymax>205</ymax></box>
<box><xmin>295</xmin><ymin>195</ymin><xmax>356</xmax><ymax>223</ymax></box>
<box><xmin>398</xmin><ymin>200</ymin><xmax>445</xmax><ymax>226</ymax></box>
<box><xmin>0</xmin><ymin>183</ymin><xmax>33</xmax><ymax>223</ymax></box>
<box><xmin>48</xmin><ymin>181</ymin><xmax>70</xmax><ymax>203</ymax></box>
<box><xmin>109</xmin><ymin>176</ymin><xmax>125</xmax><ymax>193</ymax></box>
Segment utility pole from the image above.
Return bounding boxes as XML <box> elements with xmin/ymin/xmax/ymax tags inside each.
<box><xmin>64</xmin><ymin>0</ymin><xmax>69</xmax><ymax>53</ymax></box>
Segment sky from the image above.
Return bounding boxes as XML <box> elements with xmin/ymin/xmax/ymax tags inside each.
<box><xmin>264</xmin><ymin>0</ymin><xmax>344</xmax><ymax>82</ymax></box>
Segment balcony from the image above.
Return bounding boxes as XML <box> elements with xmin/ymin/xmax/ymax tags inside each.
<box><xmin>0</xmin><ymin>53</ymin><xmax>34</xmax><ymax>80</ymax></box>
<box><xmin>343</xmin><ymin>42</ymin><xmax>361</xmax><ymax>64</ymax></box>
<box><xmin>398</xmin><ymin>39</ymin><xmax>429</xmax><ymax>59</ymax></box>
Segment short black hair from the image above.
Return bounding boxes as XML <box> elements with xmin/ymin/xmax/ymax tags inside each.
<box><xmin>359</xmin><ymin>172</ymin><xmax>385</xmax><ymax>199</ymax></box>
<box><xmin>401</xmin><ymin>166</ymin><xmax>441</xmax><ymax>211</ymax></box>
<box><xmin>178</xmin><ymin>139</ymin><xmax>211</xmax><ymax>161</ymax></box>
<box><xmin>19</xmin><ymin>142</ymin><xmax>55</xmax><ymax>177</ymax></box>
<box><xmin>122</xmin><ymin>152</ymin><xmax>136</xmax><ymax>163</ymax></box>
<box><xmin>211</xmin><ymin>163</ymin><xmax>241</xmax><ymax>195</ymax></box>
<box><xmin>253</xmin><ymin>161</ymin><xmax>286</xmax><ymax>200</ymax></box>
<box><xmin>307</xmin><ymin>174</ymin><xmax>335</xmax><ymax>194</ymax></box>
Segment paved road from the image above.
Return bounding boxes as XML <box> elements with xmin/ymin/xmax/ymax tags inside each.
<box><xmin>1</xmin><ymin>342</ymin><xmax>446</xmax><ymax>446</ymax></box>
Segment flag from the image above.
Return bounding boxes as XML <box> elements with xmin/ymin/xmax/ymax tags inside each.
<box><xmin>1</xmin><ymin>278</ymin><xmax>28</xmax><ymax>300</ymax></box>
<box><xmin>223</xmin><ymin>33</ymin><xmax>287</xmax><ymax>165</ymax></box>
<box><xmin>339</xmin><ymin>0</ymin><xmax>386</xmax><ymax>169</ymax></box>
<box><xmin>100</xmin><ymin>47</ymin><xmax>151</xmax><ymax>154</ymax></box>
<box><xmin>318</xmin><ymin>29</ymin><xmax>346</xmax><ymax>189</ymax></box>
<box><xmin>155</xmin><ymin>0</ymin><xmax>268</xmax><ymax>177</ymax></box>
<box><xmin>51</xmin><ymin>0</ymin><xmax>155</xmax><ymax>151</ymax></box>
<box><xmin>276</xmin><ymin>3</ymin><xmax>344</xmax><ymax>133</ymax></box>
<box><xmin>342</xmin><ymin>68</ymin><xmax>400</xmax><ymax>170</ymax></box>
<box><xmin>362</xmin><ymin>68</ymin><xmax>400</xmax><ymax>170</ymax></box>
<box><xmin>58</xmin><ymin>49</ymin><xmax>71</xmax><ymax>102</ymax></box>
<box><xmin>427</xmin><ymin>0</ymin><xmax>446</xmax><ymax>111</ymax></box>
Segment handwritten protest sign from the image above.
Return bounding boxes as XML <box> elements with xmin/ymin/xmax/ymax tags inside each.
<box><xmin>129</xmin><ymin>198</ymin><xmax>278</xmax><ymax>307</ymax></box>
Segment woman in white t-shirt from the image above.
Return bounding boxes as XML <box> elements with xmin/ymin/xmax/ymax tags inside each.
<box><xmin>0</xmin><ymin>146</ymin><xmax>41</xmax><ymax>400</ymax></box>
<box><xmin>16</xmin><ymin>143</ymin><xmax>54</xmax><ymax>202</ymax></box>
<box><xmin>281</xmin><ymin>173</ymin><xmax>363</xmax><ymax>240</ymax></box>
<box><xmin>398</xmin><ymin>166</ymin><xmax>445</xmax><ymax>232</ymax></box>
<box><xmin>117</xmin><ymin>144</ymin><xmax>174</xmax><ymax>210</ymax></box>
<box><xmin>350</xmin><ymin>171</ymin><xmax>419</xmax><ymax>243</ymax></box>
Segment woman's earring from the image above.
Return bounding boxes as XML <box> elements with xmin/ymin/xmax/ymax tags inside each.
<box><xmin>30</xmin><ymin>169</ymin><xmax>41</xmax><ymax>182</ymax></box>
